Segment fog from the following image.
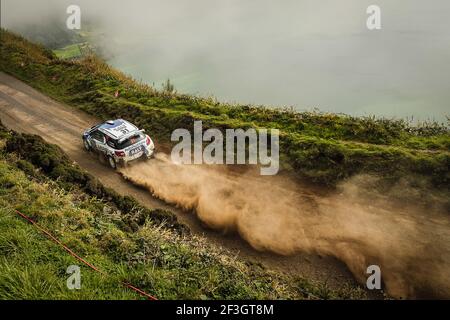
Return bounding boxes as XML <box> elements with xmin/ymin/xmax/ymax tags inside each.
<box><xmin>2</xmin><ymin>0</ymin><xmax>450</xmax><ymax>120</ymax></box>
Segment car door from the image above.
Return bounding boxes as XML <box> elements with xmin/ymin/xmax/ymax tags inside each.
<box><xmin>90</xmin><ymin>130</ymin><xmax>107</xmax><ymax>154</ymax></box>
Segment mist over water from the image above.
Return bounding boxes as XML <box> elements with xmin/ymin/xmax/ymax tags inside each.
<box><xmin>3</xmin><ymin>0</ymin><xmax>450</xmax><ymax>121</ymax></box>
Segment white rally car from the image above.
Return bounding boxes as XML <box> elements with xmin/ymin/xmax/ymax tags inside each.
<box><xmin>82</xmin><ymin>119</ymin><xmax>155</xmax><ymax>169</ymax></box>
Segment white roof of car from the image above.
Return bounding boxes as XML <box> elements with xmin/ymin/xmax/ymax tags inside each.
<box><xmin>99</xmin><ymin>119</ymin><xmax>139</xmax><ymax>139</ymax></box>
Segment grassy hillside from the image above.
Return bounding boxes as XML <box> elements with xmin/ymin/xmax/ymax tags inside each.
<box><xmin>0</xmin><ymin>124</ymin><xmax>366</xmax><ymax>299</ymax></box>
<box><xmin>53</xmin><ymin>43</ymin><xmax>83</xmax><ymax>59</ymax></box>
<box><xmin>0</xmin><ymin>29</ymin><xmax>449</xmax><ymax>192</ymax></box>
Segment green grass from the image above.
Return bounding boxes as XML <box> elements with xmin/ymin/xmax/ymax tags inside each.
<box><xmin>0</xmin><ymin>28</ymin><xmax>448</xmax><ymax>193</ymax></box>
<box><xmin>53</xmin><ymin>44</ymin><xmax>83</xmax><ymax>60</ymax></box>
<box><xmin>0</xmin><ymin>210</ymin><xmax>139</xmax><ymax>300</ymax></box>
<box><xmin>0</xmin><ymin>129</ymin><xmax>367</xmax><ymax>300</ymax></box>
<box><xmin>0</xmin><ymin>157</ymin><xmax>139</xmax><ymax>299</ymax></box>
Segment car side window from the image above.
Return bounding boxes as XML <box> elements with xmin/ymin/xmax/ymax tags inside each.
<box><xmin>91</xmin><ymin>130</ymin><xmax>105</xmax><ymax>143</ymax></box>
<box><xmin>106</xmin><ymin>137</ymin><xmax>116</xmax><ymax>149</ymax></box>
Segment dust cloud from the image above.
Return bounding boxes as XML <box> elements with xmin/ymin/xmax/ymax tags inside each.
<box><xmin>119</xmin><ymin>153</ymin><xmax>450</xmax><ymax>299</ymax></box>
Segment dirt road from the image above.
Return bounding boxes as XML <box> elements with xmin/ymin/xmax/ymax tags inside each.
<box><xmin>0</xmin><ymin>72</ymin><xmax>358</xmax><ymax>290</ymax></box>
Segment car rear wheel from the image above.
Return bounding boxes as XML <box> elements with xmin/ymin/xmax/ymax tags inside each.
<box><xmin>108</xmin><ymin>156</ymin><xmax>117</xmax><ymax>169</ymax></box>
<box><xmin>83</xmin><ymin>139</ymin><xmax>91</xmax><ymax>151</ymax></box>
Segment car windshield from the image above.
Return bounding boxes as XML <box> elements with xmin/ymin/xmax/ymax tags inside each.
<box><xmin>114</xmin><ymin>132</ymin><xmax>145</xmax><ymax>150</ymax></box>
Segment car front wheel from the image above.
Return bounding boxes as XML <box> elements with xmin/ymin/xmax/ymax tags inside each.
<box><xmin>107</xmin><ymin>156</ymin><xmax>117</xmax><ymax>169</ymax></box>
<box><xmin>83</xmin><ymin>139</ymin><xmax>91</xmax><ymax>151</ymax></box>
